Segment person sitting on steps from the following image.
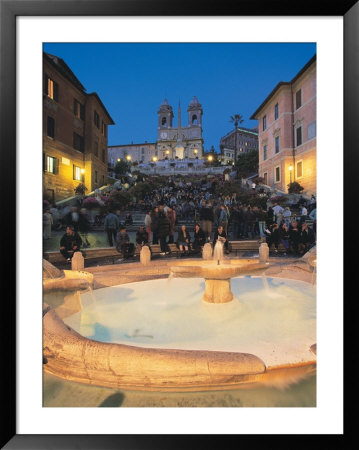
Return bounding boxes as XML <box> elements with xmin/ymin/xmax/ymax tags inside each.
<box><xmin>59</xmin><ymin>225</ymin><xmax>83</xmax><ymax>263</ymax></box>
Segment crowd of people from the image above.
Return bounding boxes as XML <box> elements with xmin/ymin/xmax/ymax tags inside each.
<box><xmin>45</xmin><ymin>177</ymin><xmax>316</xmax><ymax>263</ymax></box>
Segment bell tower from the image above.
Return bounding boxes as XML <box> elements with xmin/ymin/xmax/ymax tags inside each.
<box><xmin>187</xmin><ymin>96</ymin><xmax>203</xmax><ymax>127</ymax></box>
<box><xmin>158</xmin><ymin>98</ymin><xmax>173</xmax><ymax>131</ymax></box>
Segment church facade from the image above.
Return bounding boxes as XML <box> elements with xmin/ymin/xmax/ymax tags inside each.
<box><xmin>156</xmin><ymin>97</ymin><xmax>204</xmax><ymax>160</ymax></box>
<box><xmin>108</xmin><ymin>97</ymin><xmax>204</xmax><ymax>164</ymax></box>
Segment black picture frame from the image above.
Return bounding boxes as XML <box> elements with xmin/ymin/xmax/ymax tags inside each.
<box><xmin>1</xmin><ymin>0</ymin><xmax>356</xmax><ymax>448</ymax></box>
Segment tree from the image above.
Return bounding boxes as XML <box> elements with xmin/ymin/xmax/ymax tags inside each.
<box><xmin>230</xmin><ymin>114</ymin><xmax>244</xmax><ymax>162</ymax></box>
<box><xmin>114</xmin><ymin>160</ymin><xmax>131</xmax><ymax>177</ymax></box>
<box><xmin>235</xmin><ymin>149</ymin><xmax>259</xmax><ymax>178</ymax></box>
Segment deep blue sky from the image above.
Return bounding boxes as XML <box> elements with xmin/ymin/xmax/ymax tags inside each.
<box><xmin>43</xmin><ymin>43</ymin><xmax>316</xmax><ymax>151</ymax></box>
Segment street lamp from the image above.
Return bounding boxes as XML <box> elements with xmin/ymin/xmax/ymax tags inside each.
<box><xmin>208</xmin><ymin>155</ymin><xmax>213</xmax><ymax>162</ymax></box>
<box><xmin>126</xmin><ymin>155</ymin><xmax>132</xmax><ymax>162</ymax></box>
<box><xmin>289</xmin><ymin>165</ymin><xmax>293</xmax><ymax>183</ymax></box>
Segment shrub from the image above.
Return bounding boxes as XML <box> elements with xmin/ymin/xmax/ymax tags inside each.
<box><xmin>74</xmin><ymin>183</ymin><xmax>88</xmax><ymax>195</ymax></box>
<box><xmin>287</xmin><ymin>181</ymin><xmax>304</xmax><ymax>194</ymax></box>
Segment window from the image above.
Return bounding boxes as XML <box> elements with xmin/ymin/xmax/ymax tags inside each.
<box><xmin>263</xmin><ymin>145</ymin><xmax>267</xmax><ymax>161</ymax></box>
<box><xmin>74</xmin><ymin>99</ymin><xmax>85</xmax><ymax>120</ymax></box>
<box><xmin>73</xmin><ymin>165</ymin><xmax>84</xmax><ymax>181</ymax></box>
<box><xmin>102</xmin><ymin>175</ymin><xmax>105</xmax><ymax>184</ymax></box>
<box><xmin>102</xmin><ymin>149</ymin><xmax>105</xmax><ymax>163</ymax></box>
<box><xmin>94</xmin><ymin>110</ymin><xmax>100</xmax><ymax>128</ymax></box>
<box><xmin>44</xmin><ymin>74</ymin><xmax>58</xmax><ymax>101</ymax></box>
<box><xmin>275</xmin><ymin>136</ymin><xmax>280</xmax><ymax>153</ymax></box>
<box><xmin>95</xmin><ymin>170</ymin><xmax>98</xmax><ymax>183</ymax></box>
<box><xmin>275</xmin><ymin>166</ymin><xmax>281</xmax><ymax>183</ymax></box>
<box><xmin>296</xmin><ymin>161</ymin><xmax>303</xmax><ymax>178</ymax></box>
<box><xmin>102</xmin><ymin>121</ymin><xmax>107</xmax><ymax>137</ymax></box>
<box><xmin>161</xmin><ymin>117</ymin><xmax>167</xmax><ymax>126</ymax></box>
<box><xmin>73</xmin><ymin>132</ymin><xmax>84</xmax><ymax>152</ymax></box>
<box><xmin>47</xmin><ymin>116</ymin><xmax>55</xmax><ymax>138</ymax></box>
<box><xmin>192</xmin><ymin>114</ymin><xmax>198</xmax><ymax>125</ymax></box>
<box><xmin>307</xmin><ymin>121</ymin><xmax>316</xmax><ymax>140</ymax></box>
<box><xmin>274</xmin><ymin>103</ymin><xmax>279</xmax><ymax>120</ymax></box>
<box><xmin>44</xmin><ymin>155</ymin><xmax>58</xmax><ymax>174</ymax></box>
<box><xmin>263</xmin><ymin>115</ymin><xmax>267</xmax><ymax>130</ymax></box>
<box><xmin>296</xmin><ymin>126</ymin><xmax>302</xmax><ymax>146</ymax></box>
<box><xmin>263</xmin><ymin>172</ymin><xmax>268</xmax><ymax>185</ymax></box>
<box><xmin>94</xmin><ymin>142</ymin><xmax>98</xmax><ymax>157</ymax></box>
<box><xmin>296</xmin><ymin>89</ymin><xmax>302</xmax><ymax>109</ymax></box>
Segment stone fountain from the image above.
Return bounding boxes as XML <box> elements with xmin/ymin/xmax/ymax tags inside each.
<box><xmin>169</xmin><ymin>241</ymin><xmax>269</xmax><ymax>303</ymax></box>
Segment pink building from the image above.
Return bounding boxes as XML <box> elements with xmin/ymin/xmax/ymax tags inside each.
<box><xmin>251</xmin><ymin>55</ymin><xmax>316</xmax><ymax>196</ymax></box>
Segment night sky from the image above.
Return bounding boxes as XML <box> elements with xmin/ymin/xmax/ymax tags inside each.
<box><xmin>43</xmin><ymin>42</ymin><xmax>316</xmax><ymax>151</ymax></box>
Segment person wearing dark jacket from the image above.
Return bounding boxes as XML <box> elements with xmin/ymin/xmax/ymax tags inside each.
<box><xmin>289</xmin><ymin>221</ymin><xmax>301</xmax><ymax>254</ymax></box>
<box><xmin>157</xmin><ymin>211</ymin><xmax>171</xmax><ymax>255</ymax></box>
<box><xmin>213</xmin><ymin>225</ymin><xmax>229</xmax><ymax>253</ymax></box>
<box><xmin>192</xmin><ymin>223</ymin><xmax>206</xmax><ymax>253</ymax></box>
<box><xmin>199</xmin><ymin>201</ymin><xmax>215</xmax><ymax>241</ymax></box>
<box><xmin>279</xmin><ymin>222</ymin><xmax>290</xmax><ymax>254</ymax></box>
<box><xmin>136</xmin><ymin>226</ymin><xmax>149</xmax><ymax>250</ymax></box>
<box><xmin>104</xmin><ymin>210</ymin><xmax>120</xmax><ymax>247</ymax></box>
<box><xmin>60</xmin><ymin>225</ymin><xmax>83</xmax><ymax>262</ymax></box>
<box><xmin>265</xmin><ymin>223</ymin><xmax>280</xmax><ymax>253</ymax></box>
<box><xmin>298</xmin><ymin>222</ymin><xmax>315</xmax><ymax>255</ymax></box>
<box><xmin>63</xmin><ymin>206</ymin><xmax>80</xmax><ymax>232</ymax></box>
<box><xmin>176</xmin><ymin>224</ymin><xmax>191</xmax><ymax>255</ymax></box>
<box><xmin>150</xmin><ymin>206</ymin><xmax>159</xmax><ymax>245</ymax></box>
<box><xmin>116</xmin><ymin>226</ymin><xmax>135</xmax><ymax>259</ymax></box>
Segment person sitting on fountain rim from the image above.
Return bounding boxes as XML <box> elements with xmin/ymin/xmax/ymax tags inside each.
<box><xmin>135</xmin><ymin>226</ymin><xmax>149</xmax><ymax>253</ymax></box>
<box><xmin>59</xmin><ymin>225</ymin><xmax>83</xmax><ymax>263</ymax></box>
<box><xmin>192</xmin><ymin>222</ymin><xmax>206</xmax><ymax>254</ymax></box>
<box><xmin>213</xmin><ymin>225</ymin><xmax>230</xmax><ymax>254</ymax></box>
<box><xmin>116</xmin><ymin>226</ymin><xmax>135</xmax><ymax>259</ymax></box>
<box><xmin>176</xmin><ymin>224</ymin><xmax>191</xmax><ymax>256</ymax></box>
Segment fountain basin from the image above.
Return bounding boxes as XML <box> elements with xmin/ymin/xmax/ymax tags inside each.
<box><xmin>43</xmin><ymin>255</ymin><xmax>316</xmax><ymax>392</ymax></box>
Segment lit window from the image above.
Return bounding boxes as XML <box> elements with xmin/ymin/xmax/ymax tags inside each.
<box><xmin>45</xmin><ymin>155</ymin><xmax>58</xmax><ymax>174</ymax></box>
<box><xmin>73</xmin><ymin>165</ymin><xmax>83</xmax><ymax>181</ymax></box>
<box><xmin>44</xmin><ymin>75</ymin><xmax>58</xmax><ymax>101</ymax></box>
<box><xmin>297</xmin><ymin>161</ymin><xmax>303</xmax><ymax>178</ymax></box>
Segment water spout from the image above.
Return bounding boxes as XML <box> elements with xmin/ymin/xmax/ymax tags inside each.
<box><xmin>213</xmin><ymin>240</ymin><xmax>224</xmax><ymax>265</ymax></box>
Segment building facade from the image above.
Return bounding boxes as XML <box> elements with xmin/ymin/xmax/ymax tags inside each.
<box><xmin>108</xmin><ymin>142</ymin><xmax>157</xmax><ymax>165</ymax></box>
<box><xmin>219</xmin><ymin>126</ymin><xmax>259</xmax><ymax>164</ymax></box>
<box><xmin>107</xmin><ymin>97</ymin><xmax>204</xmax><ymax>166</ymax></box>
<box><xmin>251</xmin><ymin>55</ymin><xmax>316</xmax><ymax>195</ymax></box>
<box><xmin>43</xmin><ymin>52</ymin><xmax>114</xmax><ymax>203</ymax></box>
